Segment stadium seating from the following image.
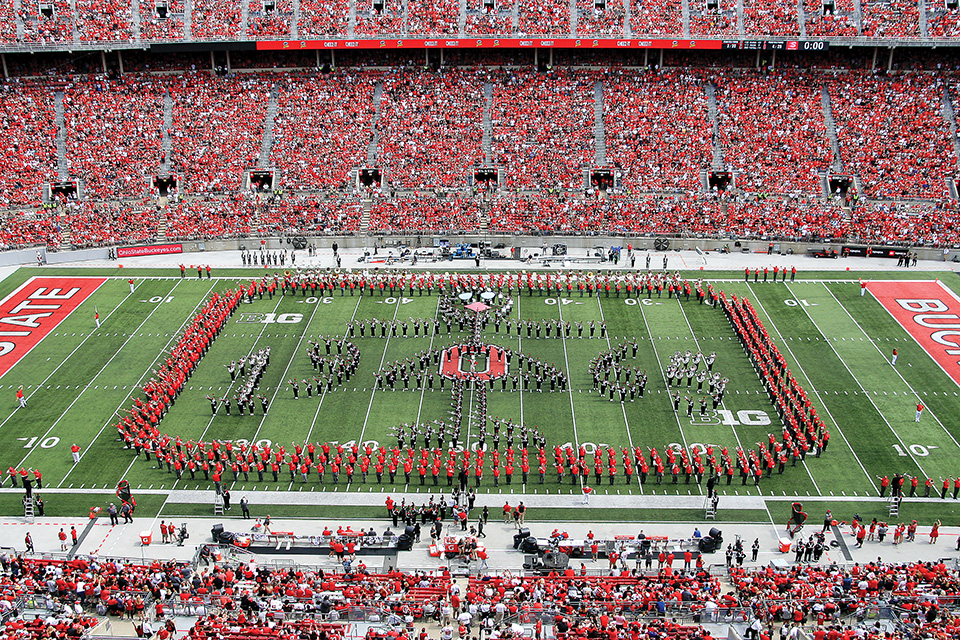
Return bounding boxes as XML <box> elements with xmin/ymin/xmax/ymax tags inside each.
<box><xmin>256</xmin><ymin>194</ymin><xmax>363</xmax><ymax>235</ymax></box>
<box><xmin>76</xmin><ymin>0</ymin><xmax>134</xmax><ymax>42</ymax></box>
<box><xmin>491</xmin><ymin>69</ymin><xmax>594</xmax><ymax>191</ymax></box>
<box><xmin>828</xmin><ymin>73</ymin><xmax>955</xmax><ymax>200</ymax></box>
<box><xmin>190</xmin><ymin>0</ymin><xmax>244</xmax><ymax>41</ymax></box>
<box><xmin>63</xmin><ymin>78</ymin><xmax>165</xmax><ymax>200</ymax></box>
<box><xmin>713</xmin><ymin>72</ymin><xmax>833</xmax><ymax>195</ymax></box>
<box><xmin>603</xmin><ymin>70</ymin><xmax>711</xmax><ymax>193</ymax></box>
<box><xmin>65</xmin><ymin>201</ymin><xmax>159</xmax><ymax>248</ymax></box>
<box><xmin>369</xmin><ymin>196</ymin><xmax>481</xmax><ymax>233</ymax></box>
<box><xmin>167</xmin><ymin>75</ymin><xmax>266</xmax><ymax>195</ymax></box>
<box><xmin>296</xmin><ymin>0</ymin><xmax>349</xmax><ymax>37</ymax></box>
<box><xmin>270</xmin><ymin>72</ymin><xmax>379</xmax><ymax>190</ymax></box>
<box><xmin>0</xmin><ymin>0</ymin><xmax>959</xmax><ymax>41</ymax></box>
<box><xmin>0</xmin><ymin>86</ymin><xmax>58</xmax><ymax>209</ymax></box>
<box><xmin>803</xmin><ymin>0</ymin><xmax>858</xmax><ymax>37</ymax></box>
<box><xmin>377</xmin><ymin>70</ymin><xmax>484</xmax><ymax>189</ymax></box>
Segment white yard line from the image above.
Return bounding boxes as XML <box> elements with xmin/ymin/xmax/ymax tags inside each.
<box><xmin>671</xmin><ymin>296</ymin><xmax>748</xmax><ymax>457</ymax></box>
<box><xmin>635</xmin><ymin>296</ymin><xmax>698</xmax><ymax>490</ymax></box>
<box><xmin>555</xmin><ymin>295</ymin><xmax>580</xmax><ymax>449</ymax></box>
<box><xmin>81</xmin><ymin>281</ymin><xmax>221</xmax><ymax>488</ymax></box>
<box><xmin>746</xmin><ymin>283</ymin><xmax>875</xmax><ymax>494</ymax></box>
<box><xmin>356</xmin><ymin>297</ymin><xmax>403</xmax><ymax>448</ymax></box>
<box><xmin>516</xmin><ymin>294</ymin><xmax>524</xmax><ymax>427</ymax></box>
<box><xmin>303</xmin><ymin>295</ymin><xmax>365</xmax><ymax>448</ymax></box>
<box><xmin>25</xmin><ymin>279</ymin><xmax>186</xmax><ymax>476</ymax></box>
<box><xmin>839</xmin><ymin>282</ymin><xmax>960</xmax><ymax>453</ymax></box>
<box><xmin>595</xmin><ymin>296</ymin><xmax>642</xmax><ymax>494</ymax></box>
<box><xmin>784</xmin><ymin>283</ymin><xmax>929</xmax><ymax>479</ymax></box>
<box><xmin>414</xmin><ymin>296</ymin><xmax>443</xmax><ymax>426</ymax></box>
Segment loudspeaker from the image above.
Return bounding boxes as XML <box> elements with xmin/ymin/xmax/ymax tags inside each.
<box><xmin>520</xmin><ymin>537</ymin><xmax>539</xmax><ymax>553</ymax></box>
<box><xmin>404</xmin><ymin>525</ymin><xmax>416</xmax><ymax>537</ymax></box>
<box><xmin>518</xmin><ymin>528</ymin><xmax>530</xmax><ymax>538</ymax></box>
<box><xmin>396</xmin><ymin>534</ymin><xmax>413</xmax><ymax>551</ymax></box>
<box><xmin>698</xmin><ymin>537</ymin><xmax>716</xmax><ymax>554</ymax></box>
<box><xmin>211</xmin><ymin>524</ymin><xmax>224</xmax><ymax>540</ymax></box>
<box><xmin>709</xmin><ymin>527</ymin><xmax>723</xmax><ymax>545</ymax></box>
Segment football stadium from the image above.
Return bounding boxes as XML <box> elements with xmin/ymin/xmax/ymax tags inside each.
<box><xmin>1</xmin><ymin>3</ymin><xmax>960</xmax><ymax>640</ymax></box>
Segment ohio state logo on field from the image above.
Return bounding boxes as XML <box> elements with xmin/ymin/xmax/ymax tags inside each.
<box><xmin>440</xmin><ymin>344</ymin><xmax>508</xmax><ymax>380</ymax></box>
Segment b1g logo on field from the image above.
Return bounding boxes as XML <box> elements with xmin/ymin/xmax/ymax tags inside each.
<box><xmin>690</xmin><ymin>409</ymin><xmax>771</xmax><ymax>426</ymax></box>
<box><xmin>236</xmin><ymin>312</ymin><xmax>303</xmax><ymax>324</ymax></box>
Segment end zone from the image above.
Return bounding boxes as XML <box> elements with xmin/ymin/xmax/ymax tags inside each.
<box><xmin>866</xmin><ymin>280</ymin><xmax>960</xmax><ymax>387</ymax></box>
<box><xmin>0</xmin><ymin>276</ymin><xmax>107</xmax><ymax>379</ymax></box>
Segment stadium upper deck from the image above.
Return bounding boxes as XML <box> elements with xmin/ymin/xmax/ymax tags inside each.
<box><xmin>2</xmin><ymin>0</ymin><xmax>960</xmax><ymax>48</ymax></box>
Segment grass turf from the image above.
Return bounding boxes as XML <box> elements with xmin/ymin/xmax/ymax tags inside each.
<box><xmin>2</xmin><ymin>267</ymin><xmax>960</xmax><ymax>527</ymax></box>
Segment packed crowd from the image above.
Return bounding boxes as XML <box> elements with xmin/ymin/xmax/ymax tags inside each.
<box><xmin>76</xmin><ymin>0</ymin><xmax>133</xmax><ymax>42</ymax></box>
<box><xmin>742</xmin><ymin>0</ymin><xmax>800</xmax><ymax>36</ymax></box>
<box><xmin>829</xmin><ymin>73</ymin><xmax>955</xmax><ymax>200</ymax></box>
<box><xmin>63</xmin><ymin>201</ymin><xmax>158</xmax><ymax>248</ymax></box>
<box><xmin>63</xmin><ymin>77</ymin><xmax>165</xmax><ymax>200</ymax></box>
<box><xmin>377</xmin><ymin>70</ymin><xmax>484</xmax><ymax>189</ymax></box>
<box><xmin>576</xmin><ymin>0</ymin><xmax>625</xmax><ymax>36</ymax></box>
<box><xmin>491</xmin><ymin>69</ymin><xmax>593</xmax><ymax>191</ymax></box>
<box><xmin>140</xmin><ymin>0</ymin><xmax>186</xmax><ymax>41</ymax></box>
<box><xmin>296</xmin><ymin>0</ymin><xmax>349</xmax><ymax>37</ymax></box>
<box><xmin>369</xmin><ymin>197</ymin><xmax>482</xmax><ymax>233</ymax></box>
<box><xmin>465</xmin><ymin>0</ymin><xmax>515</xmax><ymax>35</ymax></box>
<box><xmin>165</xmin><ymin>197</ymin><xmax>254</xmax><ymax>240</ymax></box>
<box><xmin>0</xmin><ymin>0</ymin><xmax>955</xmax><ymax>41</ymax></box>
<box><xmin>714</xmin><ymin>72</ymin><xmax>832</xmax><ymax>195</ymax></box>
<box><xmin>168</xmin><ymin>75</ymin><xmax>267</xmax><ymax>195</ymax></box>
<box><xmin>270</xmin><ymin>72</ymin><xmax>378</xmax><ymax>190</ymax></box>
<box><xmin>190</xmin><ymin>0</ymin><xmax>244</xmax><ymax>41</ymax></box>
<box><xmin>630</xmin><ymin>0</ymin><xmax>683</xmax><ymax>37</ymax></box>
<box><xmin>0</xmin><ymin>86</ymin><xmax>57</xmax><ymax>209</ymax></box>
<box><xmin>860</xmin><ymin>0</ymin><xmax>919</xmax><ymax>39</ymax></box>
<box><xmin>803</xmin><ymin>0</ymin><xmax>858</xmax><ymax>38</ymax></box>
<box><xmin>604</xmin><ymin>70</ymin><xmax>711</xmax><ymax>192</ymax></box>
<box><xmin>256</xmin><ymin>194</ymin><xmax>363</xmax><ymax>235</ymax></box>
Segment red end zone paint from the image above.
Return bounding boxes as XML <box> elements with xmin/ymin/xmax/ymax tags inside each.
<box><xmin>0</xmin><ymin>276</ymin><xmax>106</xmax><ymax>380</ymax></box>
<box><xmin>866</xmin><ymin>280</ymin><xmax>960</xmax><ymax>387</ymax></box>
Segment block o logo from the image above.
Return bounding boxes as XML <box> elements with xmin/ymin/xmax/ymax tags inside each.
<box><xmin>440</xmin><ymin>344</ymin><xmax>508</xmax><ymax>381</ymax></box>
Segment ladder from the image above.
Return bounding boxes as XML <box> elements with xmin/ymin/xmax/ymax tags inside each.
<box><xmin>24</xmin><ymin>497</ymin><xmax>35</xmax><ymax>522</ymax></box>
<box><xmin>213</xmin><ymin>493</ymin><xmax>224</xmax><ymax>515</ymax></box>
<box><xmin>888</xmin><ymin>495</ymin><xmax>901</xmax><ymax>518</ymax></box>
<box><xmin>704</xmin><ymin>496</ymin><xmax>717</xmax><ymax>519</ymax></box>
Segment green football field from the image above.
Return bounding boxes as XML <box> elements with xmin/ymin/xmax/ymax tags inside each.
<box><xmin>3</xmin><ymin>266</ymin><xmax>960</xmax><ymax>525</ymax></box>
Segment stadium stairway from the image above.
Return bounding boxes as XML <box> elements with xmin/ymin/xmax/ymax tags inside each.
<box><xmin>13</xmin><ymin>0</ymin><xmax>24</xmax><ymax>41</ymax></box>
<box><xmin>458</xmin><ymin>0</ymin><xmax>467</xmax><ymax>36</ymax></box>
<box><xmin>54</xmin><ymin>90</ymin><xmax>69</xmax><ymax>182</ymax></box>
<box><xmin>70</xmin><ymin>0</ymin><xmax>80</xmax><ymax>44</ymax></box>
<box><xmin>821</xmin><ymin>86</ymin><xmax>844</xmax><ymax>174</ymax></box>
<box><xmin>184</xmin><ymin>0</ymin><xmax>194</xmax><ymax>40</ymax></box>
<box><xmin>511</xmin><ymin>1</ymin><xmax>519</xmax><ymax>31</ymax></box>
<box><xmin>367</xmin><ymin>81</ymin><xmax>384</xmax><ymax>167</ymax></box>
<box><xmin>735</xmin><ymin>0</ymin><xmax>744</xmax><ymax>35</ymax></box>
<box><xmin>681</xmin><ymin>0</ymin><xmax>690</xmax><ymax>37</ymax></box>
<box><xmin>796</xmin><ymin>0</ymin><xmax>807</xmax><ymax>38</ymax></box>
<box><xmin>920</xmin><ymin>0</ymin><xmax>930</xmax><ymax>39</ymax></box>
<box><xmin>131</xmin><ymin>0</ymin><xmax>142</xmax><ymax>40</ymax></box>
<box><xmin>361</xmin><ymin>199</ymin><xmax>372</xmax><ymax>234</ymax></box>
<box><xmin>942</xmin><ymin>86</ymin><xmax>960</xmax><ymax>172</ymax></box>
<box><xmin>704</xmin><ymin>83</ymin><xmax>724</xmax><ymax>171</ymax></box>
<box><xmin>623</xmin><ymin>0</ymin><xmax>632</xmax><ymax>36</ymax></box>
<box><xmin>482</xmin><ymin>82</ymin><xmax>493</xmax><ymax>165</ymax></box>
<box><xmin>241</xmin><ymin>0</ymin><xmax>251</xmax><ymax>36</ymax></box>
<box><xmin>290</xmin><ymin>0</ymin><xmax>300</xmax><ymax>38</ymax></box>
<box><xmin>258</xmin><ymin>85</ymin><xmax>280</xmax><ymax>170</ymax></box>
<box><xmin>347</xmin><ymin>0</ymin><xmax>356</xmax><ymax>37</ymax></box>
<box><xmin>593</xmin><ymin>81</ymin><xmax>606</xmax><ymax>166</ymax></box>
<box><xmin>161</xmin><ymin>92</ymin><xmax>174</xmax><ymax>176</ymax></box>
<box><xmin>569</xmin><ymin>0</ymin><xmax>578</xmax><ymax>35</ymax></box>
